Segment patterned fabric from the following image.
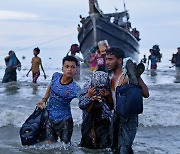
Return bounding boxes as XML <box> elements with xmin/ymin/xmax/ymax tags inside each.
<box><xmin>46</xmin><ymin>72</ymin><xmax>81</xmax><ymax>122</ymax></box>
<box><xmin>96</xmin><ymin>55</ymin><xmax>106</xmax><ymax>67</ymax></box>
<box><xmin>46</xmin><ymin>118</ymin><xmax>73</xmax><ymax>143</ymax></box>
<box><xmin>79</xmin><ymin>71</ymin><xmax>112</xmax><ymax>121</ymax></box>
<box><xmin>32</xmin><ymin>71</ymin><xmax>40</xmax><ymax>83</ymax></box>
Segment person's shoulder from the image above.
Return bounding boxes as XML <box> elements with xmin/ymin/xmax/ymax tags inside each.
<box><xmin>72</xmin><ymin>80</ymin><xmax>81</xmax><ymax>90</ymax></box>
<box><xmin>53</xmin><ymin>72</ymin><xmax>62</xmax><ymax>76</ymax></box>
<box><xmin>32</xmin><ymin>56</ymin><xmax>40</xmax><ymax>60</ymax></box>
<box><xmin>36</xmin><ymin>56</ymin><xmax>41</xmax><ymax>61</ymax></box>
<box><xmin>52</xmin><ymin>72</ymin><xmax>62</xmax><ymax>80</ymax></box>
<box><xmin>175</xmin><ymin>53</ymin><xmax>179</xmax><ymax>57</ymax></box>
<box><xmin>75</xmin><ymin>55</ymin><xmax>83</xmax><ymax>61</ymax></box>
<box><xmin>5</xmin><ymin>55</ymin><xmax>10</xmax><ymax>60</ymax></box>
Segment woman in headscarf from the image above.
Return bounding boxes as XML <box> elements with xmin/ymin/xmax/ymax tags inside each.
<box><xmin>2</xmin><ymin>50</ymin><xmax>21</xmax><ymax>83</ymax></box>
<box><xmin>79</xmin><ymin>71</ymin><xmax>113</xmax><ymax>149</ymax></box>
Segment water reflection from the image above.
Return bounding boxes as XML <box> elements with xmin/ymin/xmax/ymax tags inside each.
<box><xmin>174</xmin><ymin>76</ymin><xmax>180</xmax><ymax>83</ymax></box>
<box><xmin>3</xmin><ymin>82</ymin><xmax>20</xmax><ymax>95</ymax></box>
<box><xmin>150</xmin><ymin>69</ymin><xmax>157</xmax><ymax>76</ymax></box>
<box><xmin>31</xmin><ymin>83</ymin><xmax>38</xmax><ymax>95</ymax></box>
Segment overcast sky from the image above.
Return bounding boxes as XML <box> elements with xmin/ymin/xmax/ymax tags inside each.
<box><xmin>0</xmin><ymin>0</ymin><xmax>180</xmax><ymax>53</ymax></box>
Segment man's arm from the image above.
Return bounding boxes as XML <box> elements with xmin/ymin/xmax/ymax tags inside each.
<box><xmin>138</xmin><ymin>78</ymin><xmax>149</xmax><ymax>98</ymax></box>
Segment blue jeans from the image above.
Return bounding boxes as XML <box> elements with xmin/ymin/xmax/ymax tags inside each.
<box><xmin>118</xmin><ymin>115</ymin><xmax>138</xmax><ymax>154</ymax></box>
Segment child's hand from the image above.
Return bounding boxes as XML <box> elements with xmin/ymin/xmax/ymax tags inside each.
<box><xmin>100</xmin><ymin>89</ymin><xmax>110</xmax><ymax>97</ymax></box>
<box><xmin>88</xmin><ymin>87</ymin><xmax>96</xmax><ymax>98</ymax></box>
<box><xmin>92</xmin><ymin>95</ymin><xmax>102</xmax><ymax>102</ymax></box>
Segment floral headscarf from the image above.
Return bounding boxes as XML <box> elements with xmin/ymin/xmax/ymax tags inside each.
<box><xmin>82</xmin><ymin>71</ymin><xmax>110</xmax><ymax>95</ymax></box>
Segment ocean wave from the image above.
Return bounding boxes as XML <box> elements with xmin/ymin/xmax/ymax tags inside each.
<box><xmin>139</xmin><ymin>110</ymin><xmax>180</xmax><ymax>127</ymax></box>
<box><xmin>0</xmin><ymin>109</ymin><xmax>28</xmax><ymax>128</ymax></box>
<box><xmin>0</xmin><ymin>105</ymin><xmax>83</xmax><ymax>128</ymax></box>
<box><xmin>0</xmin><ymin>107</ymin><xmax>179</xmax><ymax>128</ymax></box>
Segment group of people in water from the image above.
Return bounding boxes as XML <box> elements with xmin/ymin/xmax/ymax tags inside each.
<box><xmin>140</xmin><ymin>46</ymin><xmax>180</xmax><ymax>78</ymax></box>
<box><xmin>2</xmin><ymin>43</ymin><xmax>179</xmax><ymax>153</ymax></box>
<box><xmin>2</xmin><ymin>47</ymin><xmax>47</xmax><ymax>84</ymax></box>
<box><xmin>35</xmin><ymin>46</ymin><xmax>149</xmax><ymax>154</ymax></box>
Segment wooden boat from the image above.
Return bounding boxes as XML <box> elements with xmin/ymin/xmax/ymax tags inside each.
<box><xmin>78</xmin><ymin>0</ymin><xmax>140</xmax><ymax>62</ymax></box>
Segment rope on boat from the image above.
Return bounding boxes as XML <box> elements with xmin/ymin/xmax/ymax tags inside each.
<box><xmin>0</xmin><ymin>32</ymin><xmax>76</xmax><ymax>57</ymax></box>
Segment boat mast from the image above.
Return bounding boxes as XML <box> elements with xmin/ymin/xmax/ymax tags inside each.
<box><xmin>89</xmin><ymin>0</ymin><xmax>101</xmax><ymax>14</ymax></box>
<box><xmin>89</xmin><ymin>0</ymin><xmax>99</xmax><ymax>46</ymax></box>
<box><xmin>122</xmin><ymin>0</ymin><xmax>129</xmax><ymax>29</ymax></box>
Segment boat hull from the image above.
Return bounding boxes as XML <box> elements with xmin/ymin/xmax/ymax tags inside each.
<box><xmin>78</xmin><ymin>15</ymin><xmax>139</xmax><ymax>62</ymax></box>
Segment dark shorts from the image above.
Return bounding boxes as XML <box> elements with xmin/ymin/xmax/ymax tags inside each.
<box><xmin>46</xmin><ymin>118</ymin><xmax>73</xmax><ymax>144</ymax></box>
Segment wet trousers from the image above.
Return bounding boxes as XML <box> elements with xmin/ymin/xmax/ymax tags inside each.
<box><xmin>111</xmin><ymin>114</ymin><xmax>138</xmax><ymax>154</ymax></box>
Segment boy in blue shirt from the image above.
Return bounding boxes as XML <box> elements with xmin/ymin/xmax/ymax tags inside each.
<box><xmin>37</xmin><ymin>55</ymin><xmax>81</xmax><ymax>144</ymax></box>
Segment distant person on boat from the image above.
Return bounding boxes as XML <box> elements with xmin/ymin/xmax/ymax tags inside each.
<box><xmin>106</xmin><ymin>47</ymin><xmax>149</xmax><ymax>153</ymax></box>
<box><xmin>37</xmin><ymin>55</ymin><xmax>81</xmax><ymax>145</ymax></box>
<box><xmin>140</xmin><ymin>54</ymin><xmax>147</xmax><ymax>63</ymax></box>
<box><xmin>79</xmin><ymin>15</ymin><xmax>86</xmax><ymax>25</ymax></box>
<box><xmin>77</xmin><ymin>24</ymin><xmax>81</xmax><ymax>32</ymax></box>
<box><xmin>79</xmin><ymin>71</ymin><xmax>113</xmax><ymax>149</ymax></box>
<box><xmin>26</xmin><ymin>47</ymin><xmax>46</xmax><ymax>83</ymax></box>
<box><xmin>131</xmin><ymin>28</ymin><xmax>141</xmax><ymax>41</ymax></box>
<box><xmin>2</xmin><ymin>50</ymin><xmax>21</xmax><ymax>83</ymax></box>
<box><xmin>147</xmin><ymin>49</ymin><xmax>158</xmax><ymax>70</ymax></box>
<box><xmin>172</xmin><ymin>47</ymin><xmax>180</xmax><ymax>77</ymax></box>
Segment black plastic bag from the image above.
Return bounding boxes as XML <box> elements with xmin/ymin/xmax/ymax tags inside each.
<box><xmin>20</xmin><ymin>107</ymin><xmax>48</xmax><ymax>145</ymax></box>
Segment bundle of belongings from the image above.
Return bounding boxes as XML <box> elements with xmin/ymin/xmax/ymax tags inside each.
<box><xmin>20</xmin><ymin>107</ymin><xmax>48</xmax><ymax>145</ymax></box>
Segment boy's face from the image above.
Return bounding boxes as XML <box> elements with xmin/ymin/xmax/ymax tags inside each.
<box><xmin>62</xmin><ymin>61</ymin><xmax>77</xmax><ymax>78</ymax></box>
<box><xmin>33</xmin><ymin>50</ymin><xmax>38</xmax><ymax>56</ymax></box>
